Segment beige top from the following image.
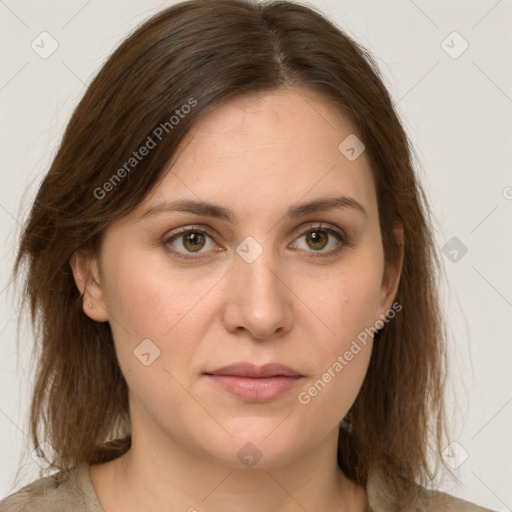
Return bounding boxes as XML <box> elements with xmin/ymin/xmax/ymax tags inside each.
<box><xmin>0</xmin><ymin>462</ymin><xmax>495</xmax><ymax>512</ymax></box>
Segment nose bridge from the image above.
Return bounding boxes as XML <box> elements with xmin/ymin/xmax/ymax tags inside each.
<box><xmin>222</xmin><ymin>236</ymin><xmax>293</xmax><ymax>338</ymax></box>
<box><xmin>238</xmin><ymin>250</ymin><xmax>280</xmax><ymax>304</ymax></box>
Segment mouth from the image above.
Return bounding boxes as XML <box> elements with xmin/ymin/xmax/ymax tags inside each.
<box><xmin>204</xmin><ymin>362</ymin><xmax>304</xmax><ymax>403</ymax></box>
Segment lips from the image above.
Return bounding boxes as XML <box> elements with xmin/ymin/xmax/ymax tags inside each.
<box><xmin>204</xmin><ymin>362</ymin><xmax>304</xmax><ymax>403</ymax></box>
<box><xmin>206</xmin><ymin>362</ymin><xmax>303</xmax><ymax>378</ymax></box>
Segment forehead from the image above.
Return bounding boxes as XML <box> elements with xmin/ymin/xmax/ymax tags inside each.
<box><xmin>134</xmin><ymin>87</ymin><xmax>378</xmax><ymax>222</ymax></box>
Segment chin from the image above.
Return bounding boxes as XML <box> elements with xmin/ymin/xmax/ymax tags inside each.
<box><xmin>196</xmin><ymin>428</ymin><xmax>309</xmax><ymax>471</ymax></box>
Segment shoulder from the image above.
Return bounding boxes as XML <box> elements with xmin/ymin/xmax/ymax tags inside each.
<box><xmin>413</xmin><ymin>488</ymin><xmax>497</xmax><ymax>511</ymax></box>
<box><xmin>366</xmin><ymin>466</ymin><xmax>496</xmax><ymax>512</ymax></box>
<box><xmin>0</xmin><ymin>464</ymin><xmax>95</xmax><ymax>512</ymax></box>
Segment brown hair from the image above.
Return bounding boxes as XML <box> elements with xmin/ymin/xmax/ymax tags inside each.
<box><xmin>13</xmin><ymin>0</ymin><xmax>449</xmax><ymax>502</ymax></box>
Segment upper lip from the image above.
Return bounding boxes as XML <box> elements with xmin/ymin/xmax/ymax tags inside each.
<box><xmin>205</xmin><ymin>362</ymin><xmax>303</xmax><ymax>378</ymax></box>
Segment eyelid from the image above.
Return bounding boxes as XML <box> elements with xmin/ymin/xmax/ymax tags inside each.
<box><xmin>294</xmin><ymin>223</ymin><xmax>346</xmax><ymax>243</ymax></box>
<box><xmin>165</xmin><ymin>224</ymin><xmax>216</xmax><ymax>240</ymax></box>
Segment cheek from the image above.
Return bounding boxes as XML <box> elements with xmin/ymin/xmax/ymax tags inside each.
<box><xmin>294</xmin><ymin>248</ymin><xmax>382</xmax><ymax>411</ymax></box>
<box><xmin>103</xmin><ymin>245</ymin><xmax>226</xmax><ymax>332</ymax></box>
<box><xmin>296</xmin><ymin>278</ymin><xmax>376</xmax><ymax>422</ymax></box>
<box><xmin>101</xmin><ymin>256</ymin><xmax>219</xmax><ymax>433</ymax></box>
<box><xmin>296</xmin><ymin>343</ymin><xmax>372</xmax><ymax>432</ymax></box>
<box><xmin>311</xmin><ymin>252</ymin><xmax>384</xmax><ymax>344</ymax></box>
<box><xmin>100</xmin><ymin>252</ymin><xmax>216</xmax><ymax>374</ymax></box>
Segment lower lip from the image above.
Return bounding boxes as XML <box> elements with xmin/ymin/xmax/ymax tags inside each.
<box><xmin>206</xmin><ymin>374</ymin><xmax>303</xmax><ymax>403</ymax></box>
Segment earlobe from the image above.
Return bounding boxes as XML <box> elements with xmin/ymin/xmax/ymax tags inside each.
<box><xmin>69</xmin><ymin>249</ymin><xmax>109</xmax><ymax>322</ymax></box>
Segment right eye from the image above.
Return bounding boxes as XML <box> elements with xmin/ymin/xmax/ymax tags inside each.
<box><xmin>163</xmin><ymin>227</ymin><xmax>220</xmax><ymax>260</ymax></box>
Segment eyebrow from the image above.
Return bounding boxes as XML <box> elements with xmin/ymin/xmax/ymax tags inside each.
<box><xmin>137</xmin><ymin>195</ymin><xmax>367</xmax><ymax>222</ymax></box>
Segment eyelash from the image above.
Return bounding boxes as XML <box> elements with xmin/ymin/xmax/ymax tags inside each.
<box><xmin>162</xmin><ymin>224</ymin><xmax>348</xmax><ymax>261</ymax></box>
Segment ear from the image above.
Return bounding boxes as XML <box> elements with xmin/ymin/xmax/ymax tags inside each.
<box><xmin>378</xmin><ymin>220</ymin><xmax>404</xmax><ymax>315</ymax></box>
<box><xmin>69</xmin><ymin>249</ymin><xmax>109</xmax><ymax>322</ymax></box>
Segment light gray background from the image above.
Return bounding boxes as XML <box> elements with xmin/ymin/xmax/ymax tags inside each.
<box><xmin>1</xmin><ymin>0</ymin><xmax>511</xmax><ymax>510</ymax></box>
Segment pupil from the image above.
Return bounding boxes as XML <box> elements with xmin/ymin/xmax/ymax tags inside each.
<box><xmin>308</xmin><ymin>230</ymin><xmax>327</xmax><ymax>250</ymax></box>
<box><xmin>185</xmin><ymin>232</ymin><xmax>204</xmax><ymax>251</ymax></box>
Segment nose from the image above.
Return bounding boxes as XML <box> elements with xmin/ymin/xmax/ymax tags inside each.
<box><xmin>221</xmin><ymin>246</ymin><xmax>294</xmax><ymax>340</ymax></box>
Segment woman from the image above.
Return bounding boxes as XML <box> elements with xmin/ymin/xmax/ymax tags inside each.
<box><xmin>0</xmin><ymin>0</ymin><xmax>495</xmax><ymax>510</ymax></box>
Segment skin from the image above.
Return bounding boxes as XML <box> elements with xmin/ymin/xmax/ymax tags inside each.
<box><xmin>71</xmin><ymin>87</ymin><xmax>403</xmax><ymax>512</ymax></box>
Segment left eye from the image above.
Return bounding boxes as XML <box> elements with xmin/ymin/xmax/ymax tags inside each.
<box><xmin>292</xmin><ymin>225</ymin><xmax>345</xmax><ymax>255</ymax></box>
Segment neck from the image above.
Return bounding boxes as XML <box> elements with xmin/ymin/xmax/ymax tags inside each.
<box><xmin>93</xmin><ymin>423</ymin><xmax>366</xmax><ymax>512</ymax></box>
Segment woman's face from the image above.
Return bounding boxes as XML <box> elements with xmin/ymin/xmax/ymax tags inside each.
<box><xmin>73</xmin><ymin>87</ymin><xmax>401</xmax><ymax>469</ymax></box>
